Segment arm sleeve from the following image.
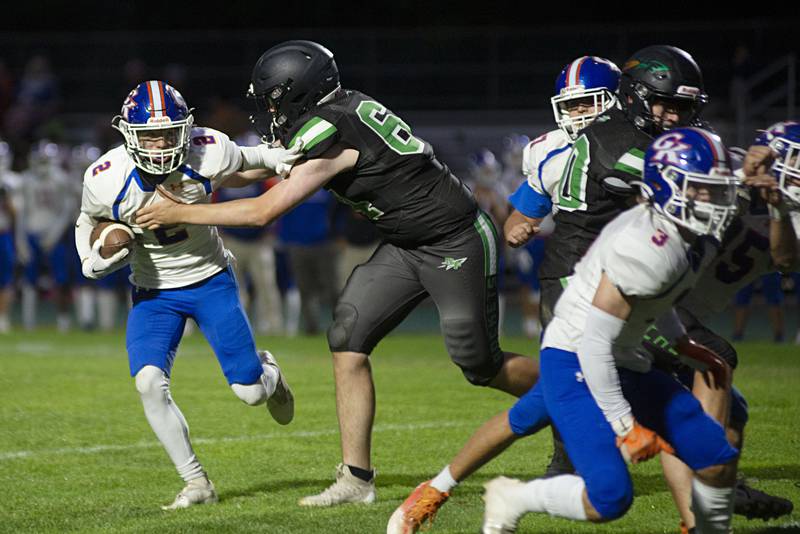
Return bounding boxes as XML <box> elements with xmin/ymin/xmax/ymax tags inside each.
<box><xmin>508</xmin><ymin>180</ymin><xmax>552</xmax><ymax>218</ymax></box>
<box><xmin>74</xmin><ymin>211</ymin><xmax>95</xmax><ymax>261</ymax></box>
<box><xmin>577</xmin><ymin>305</ymin><xmax>632</xmax><ymax>426</ymax></box>
<box><xmin>209</xmin><ymin>134</ymin><xmax>244</xmax><ymax>190</ymax></box>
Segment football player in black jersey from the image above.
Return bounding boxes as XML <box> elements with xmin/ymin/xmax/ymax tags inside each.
<box><xmin>136</xmin><ymin>40</ymin><xmax>539</xmax><ymax>507</ymax></box>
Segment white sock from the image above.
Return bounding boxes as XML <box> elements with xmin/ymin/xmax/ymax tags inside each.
<box><xmin>516</xmin><ymin>475</ymin><xmax>588</xmax><ymax>520</ymax></box>
<box><xmin>135</xmin><ymin>366</ymin><xmax>205</xmax><ymax>482</ymax></box>
<box><xmin>430</xmin><ymin>465</ymin><xmax>458</xmax><ymax>493</ymax></box>
<box><xmin>0</xmin><ymin>314</ymin><xmax>9</xmax><ymax>333</ymax></box>
<box><xmin>285</xmin><ymin>288</ymin><xmax>301</xmax><ymax>337</ymax></box>
<box><xmin>691</xmin><ymin>478</ymin><xmax>734</xmax><ymax>533</ymax></box>
<box><xmin>76</xmin><ymin>287</ymin><xmax>95</xmax><ymax>328</ymax></box>
<box><xmin>56</xmin><ymin>313</ymin><xmax>71</xmax><ymax>332</ymax></box>
<box><xmin>97</xmin><ymin>291</ymin><xmax>117</xmax><ymax>330</ymax></box>
<box><xmin>22</xmin><ymin>285</ymin><xmax>36</xmax><ymax>330</ymax></box>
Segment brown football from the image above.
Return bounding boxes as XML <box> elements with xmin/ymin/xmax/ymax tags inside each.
<box><xmin>90</xmin><ymin>221</ymin><xmax>134</xmax><ymax>259</ymax></box>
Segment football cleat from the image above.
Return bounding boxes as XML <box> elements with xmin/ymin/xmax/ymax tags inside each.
<box><xmin>161</xmin><ymin>477</ymin><xmax>218</xmax><ymax>510</ymax></box>
<box><xmin>543</xmin><ymin>437</ymin><xmax>575</xmax><ymax>477</ymax></box>
<box><xmin>734</xmin><ymin>479</ymin><xmax>793</xmax><ymax>520</ymax></box>
<box><xmin>387</xmin><ymin>480</ymin><xmax>449</xmax><ymax>534</ymax></box>
<box><xmin>258</xmin><ymin>350</ymin><xmax>294</xmax><ymax>425</ymax></box>
<box><xmin>299</xmin><ymin>463</ymin><xmax>376</xmax><ymax>507</ymax></box>
<box><xmin>481</xmin><ymin>477</ymin><xmax>526</xmax><ymax>534</ymax></box>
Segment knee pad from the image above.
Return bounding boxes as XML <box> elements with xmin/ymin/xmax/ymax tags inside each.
<box><xmin>586</xmin><ymin>466</ymin><xmax>634</xmax><ymax>520</ymax></box>
<box><xmin>327</xmin><ymin>302</ymin><xmax>358</xmax><ymax>352</ymax></box>
<box><xmin>441</xmin><ymin>318</ymin><xmax>503</xmax><ymax>386</ymax></box>
<box><xmin>231</xmin><ymin>382</ymin><xmax>267</xmax><ymax>406</ymax></box>
<box><xmin>134</xmin><ymin>365</ymin><xmax>168</xmax><ymax>398</ymax></box>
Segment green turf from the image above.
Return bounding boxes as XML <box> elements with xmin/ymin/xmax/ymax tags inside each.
<box><xmin>0</xmin><ymin>331</ymin><xmax>798</xmax><ymax>533</ymax></box>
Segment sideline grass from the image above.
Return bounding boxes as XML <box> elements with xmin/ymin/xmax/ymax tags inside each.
<box><xmin>1</xmin><ymin>331</ymin><xmax>798</xmax><ymax>533</ymax></box>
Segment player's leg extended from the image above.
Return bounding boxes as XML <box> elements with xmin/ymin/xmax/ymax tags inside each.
<box><xmin>300</xmin><ymin>244</ymin><xmax>427</xmax><ymax>507</ymax></box>
<box><xmin>422</xmin><ymin>212</ymin><xmax>537</xmax><ymax>396</ymax></box>
<box><xmin>482</xmin><ymin>348</ymin><xmax>633</xmax><ymax>532</ymax></box>
<box><xmin>191</xmin><ymin>266</ymin><xmax>293</xmax><ymax>424</ymax></box>
<box><xmin>389</xmin><ymin>384</ymin><xmax>551</xmax><ymax>533</ymax></box>
<box><xmin>623</xmin><ymin>367</ymin><xmax>739</xmax><ymax>533</ymax></box>
<box><xmin>126</xmin><ymin>284</ymin><xmax>216</xmax><ymax>509</ymax></box>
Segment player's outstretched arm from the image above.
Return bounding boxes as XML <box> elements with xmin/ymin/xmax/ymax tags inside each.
<box><xmin>503</xmin><ymin>209</ymin><xmax>541</xmax><ymax>248</ymax></box>
<box><xmin>136</xmin><ymin>145</ymin><xmax>359</xmax><ymax>229</ymax></box>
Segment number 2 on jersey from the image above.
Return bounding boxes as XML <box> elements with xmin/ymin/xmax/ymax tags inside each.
<box><xmin>356</xmin><ymin>101</ymin><xmax>424</xmax><ymax>155</ymax></box>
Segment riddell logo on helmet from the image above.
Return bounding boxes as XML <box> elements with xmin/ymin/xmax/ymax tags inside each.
<box><xmin>147</xmin><ymin>117</ymin><xmax>172</xmax><ymax>125</ymax></box>
<box><xmin>676</xmin><ymin>86</ymin><xmax>700</xmax><ymax>96</ymax></box>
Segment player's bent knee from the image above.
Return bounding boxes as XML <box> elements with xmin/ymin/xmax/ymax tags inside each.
<box><xmin>441</xmin><ymin>318</ymin><xmax>503</xmax><ymax>386</ymax></box>
<box><xmin>327</xmin><ymin>303</ymin><xmax>359</xmax><ymax>352</ymax></box>
<box><xmin>231</xmin><ymin>382</ymin><xmax>267</xmax><ymax>406</ymax></box>
<box><xmin>134</xmin><ymin>365</ymin><xmax>167</xmax><ymax>397</ymax></box>
<box><xmin>586</xmin><ymin>468</ymin><xmax>634</xmax><ymax>520</ymax></box>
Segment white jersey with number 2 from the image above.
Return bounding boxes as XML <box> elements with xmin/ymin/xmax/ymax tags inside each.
<box><xmin>80</xmin><ymin>127</ymin><xmax>242</xmax><ymax>289</ymax></box>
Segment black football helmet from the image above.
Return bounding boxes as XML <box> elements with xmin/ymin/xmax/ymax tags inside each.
<box><xmin>248</xmin><ymin>40</ymin><xmax>340</xmax><ymax>143</ymax></box>
<box><xmin>619</xmin><ymin>45</ymin><xmax>708</xmax><ymax>135</ymax></box>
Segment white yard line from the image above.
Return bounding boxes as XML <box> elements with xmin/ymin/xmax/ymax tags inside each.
<box><xmin>0</xmin><ymin>421</ymin><xmax>469</xmax><ymax>462</ymax></box>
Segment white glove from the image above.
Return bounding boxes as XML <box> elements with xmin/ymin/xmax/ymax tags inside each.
<box><xmin>81</xmin><ymin>240</ymin><xmax>130</xmax><ymax>280</ymax></box>
<box><xmin>240</xmin><ymin>141</ymin><xmax>305</xmax><ymax>177</ymax></box>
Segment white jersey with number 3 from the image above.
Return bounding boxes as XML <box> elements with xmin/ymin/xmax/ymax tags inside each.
<box><xmin>543</xmin><ymin>204</ymin><xmax>718</xmax><ymax>372</ymax></box>
<box><xmin>80</xmin><ymin>127</ymin><xmax>242</xmax><ymax>289</ymax></box>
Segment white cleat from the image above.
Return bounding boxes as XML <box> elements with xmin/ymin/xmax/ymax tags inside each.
<box><xmin>299</xmin><ymin>463</ymin><xmax>376</xmax><ymax>507</ymax></box>
<box><xmin>258</xmin><ymin>350</ymin><xmax>294</xmax><ymax>425</ymax></box>
<box><xmin>482</xmin><ymin>477</ymin><xmax>526</xmax><ymax>533</ymax></box>
<box><xmin>161</xmin><ymin>477</ymin><xmax>218</xmax><ymax>510</ymax></box>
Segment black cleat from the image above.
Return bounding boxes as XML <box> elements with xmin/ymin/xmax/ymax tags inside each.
<box><xmin>543</xmin><ymin>435</ymin><xmax>575</xmax><ymax>477</ymax></box>
<box><xmin>734</xmin><ymin>479</ymin><xmax>794</xmax><ymax>521</ymax></box>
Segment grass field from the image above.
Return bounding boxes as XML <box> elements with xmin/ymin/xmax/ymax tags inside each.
<box><xmin>1</xmin><ymin>331</ymin><xmax>798</xmax><ymax>533</ymax></box>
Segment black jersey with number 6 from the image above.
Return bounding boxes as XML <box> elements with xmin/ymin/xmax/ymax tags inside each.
<box><xmin>538</xmin><ymin>108</ymin><xmax>653</xmax><ymax>282</ymax></box>
<box><xmin>281</xmin><ymin>90</ymin><xmax>477</xmax><ymax>248</ymax></box>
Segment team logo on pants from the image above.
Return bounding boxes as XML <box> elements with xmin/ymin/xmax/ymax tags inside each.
<box><xmin>438</xmin><ymin>257</ymin><xmax>467</xmax><ymax>271</ymax></box>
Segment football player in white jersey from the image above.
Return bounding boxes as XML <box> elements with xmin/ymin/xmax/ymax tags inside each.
<box><xmin>74</xmin><ymin>80</ymin><xmax>301</xmax><ymax>509</ymax></box>
<box><xmin>504</xmin><ymin>56</ymin><xmax>621</xmax><ymax>248</ymax></box>
<box><xmin>20</xmin><ymin>140</ymin><xmax>77</xmax><ymax>331</ymax></box>
<box><xmin>654</xmin><ymin>122</ymin><xmax>799</xmax><ymax>531</ymax></box>
<box><xmin>482</xmin><ymin>127</ymin><xmax>740</xmax><ymax>533</ymax></box>
<box><xmin>0</xmin><ymin>141</ymin><xmax>21</xmax><ymax>333</ymax></box>
<box><xmin>386</xmin><ymin>56</ymin><xmax>622</xmax><ymax>533</ymax></box>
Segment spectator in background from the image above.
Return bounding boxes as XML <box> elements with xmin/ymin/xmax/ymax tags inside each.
<box><xmin>0</xmin><ymin>60</ymin><xmax>15</xmax><ymax>130</ymax></box>
<box><xmin>732</xmin><ymin>272</ymin><xmax>785</xmax><ymax>342</ymax></box>
<box><xmin>333</xmin><ymin>203</ymin><xmax>380</xmax><ymax>292</ymax></box>
<box><xmin>278</xmin><ymin>189</ymin><xmax>338</xmax><ymax>335</ymax></box>
<box><xmin>215</xmin><ymin>176</ymin><xmax>284</xmax><ymax>335</ymax></box>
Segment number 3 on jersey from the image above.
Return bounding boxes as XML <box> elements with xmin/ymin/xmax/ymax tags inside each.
<box><xmin>556</xmin><ymin>135</ymin><xmax>590</xmax><ymax>211</ymax></box>
<box><xmin>356</xmin><ymin>101</ymin><xmax>424</xmax><ymax>155</ymax></box>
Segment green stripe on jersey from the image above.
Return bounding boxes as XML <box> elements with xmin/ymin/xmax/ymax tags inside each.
<box><xmin>473</xmin><ymin>212</ymin><xmax>497</xmax><ymax>277</ymax></box>
<box><xmin>614</xmin><ymin>149</ymin><xmax>644</xmax><ymax>177</ymax></box>
<box><xmin>289</xmin><ymin>117</ymin><xmax>338</xmax><ymax>151</ymax></box>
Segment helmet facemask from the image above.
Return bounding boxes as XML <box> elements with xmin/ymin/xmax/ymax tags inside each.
<box><xmin>551</xmin><ymin>87</ymin><xmax>617</xmax><ymax>139</ymax></box>
<box><xmin>624</xmin><ymin>80</ymin><xmax>706</xmax><ymax>135</ymax></box>
<box><xmin>650</xmin><ymin>166</ymin><xmax>739</xmax><ymax>241</ymax></box>
<box><xmin>114</xmin><ymin>115</ymin><xmax>193</xmax><ymax>175</ymax></box>
<box><xmin>768</xmin><ymin>135</ymin><xmax>800</xmax><ymax>207</ymax></box>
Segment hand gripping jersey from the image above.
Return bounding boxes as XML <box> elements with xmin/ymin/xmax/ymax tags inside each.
<box><xmin>283</xmin><ymin>90</ymin><xmax>477</xmax><ymax>247</ymax></box>
<box><xmin>538</xmin><ymin>108</ymin><xmax>652</xmax><ymax>282</ymax></box>
<box><xmin>543</xmin><ymin>204</ymin><xmax>718</xmax><ymax>372</ymax></box>
<box><xmin>679</xmin><ymin>211</ymin><xmax>772</xmax><ymax>321</ymax></box>
<box><xmin>80</xmin><ymin>127</ymin><xmax>242</xmax><ymax>289</ymax></box>
<box><xmin>509</xmin><ymin>128</ymin><xmax>573</xmax><ymax>219</ymax></box>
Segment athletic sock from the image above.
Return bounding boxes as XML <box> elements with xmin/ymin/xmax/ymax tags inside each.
<box><xmin>430</xmin><ymin>465</ymin><xmax>458</xmax><ymax>493</ymax></box>
<box><xmin>691</xmin><ymin>478</ymin><xmax>734</xmax><ymax>533</ymax></box>
<box><xmin>515</xmin><ymin>475</ymin><xmax>588</xmax><ymax>520</ymax></box>
<box><xmin>346</xmin><ymin>464</ymin><xmax>374</xmax><ymax>482</ymax></box>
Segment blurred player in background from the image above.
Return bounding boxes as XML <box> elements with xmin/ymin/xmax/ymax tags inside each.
<box><xmin>0</xmin><ymin>141</ymin><xmax>21</xmax><ymax>332</ymax></box>
<box><xmin>75</xmin><ymin>80</ymin><xmax>299</xmax><ymax>509</ymax></box>
<box><xmin>21</xmin><ymin>140</ymin><xmax>77</xmax><ymax>331</ymax></box>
